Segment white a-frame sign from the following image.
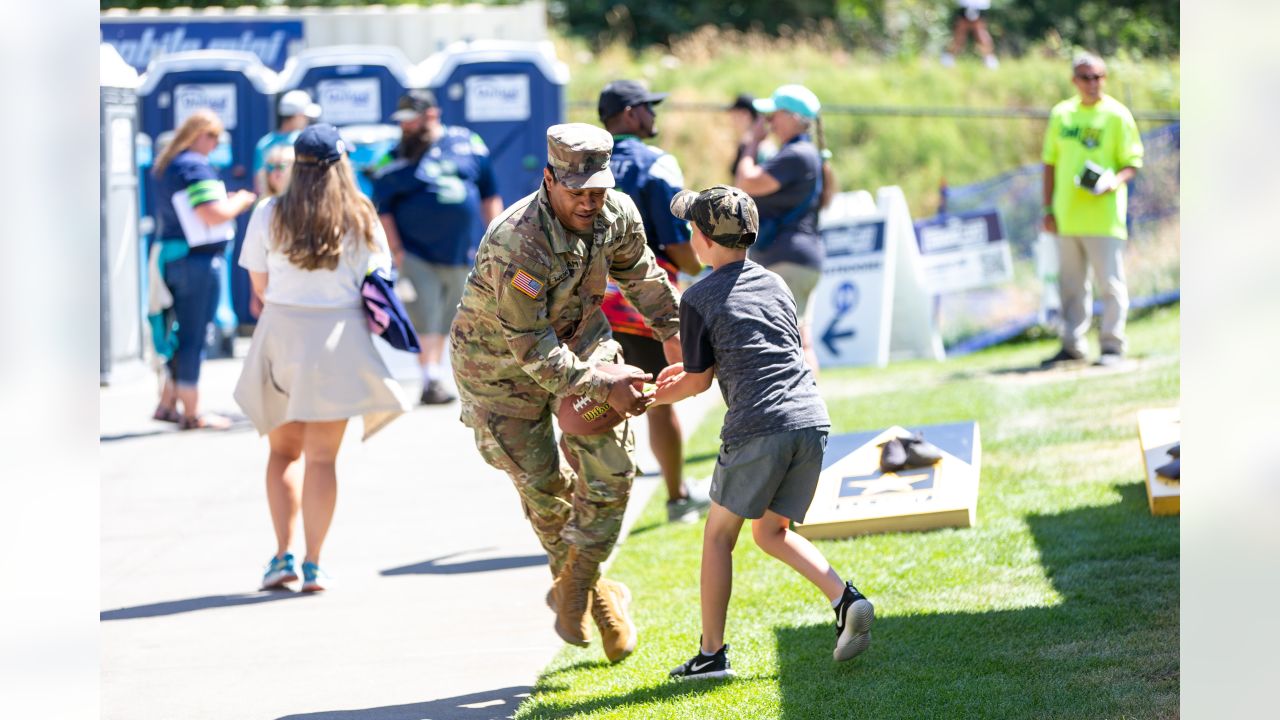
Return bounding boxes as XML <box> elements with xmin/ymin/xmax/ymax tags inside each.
<box><xmin>810</xmin><ymin>187</ymin><xmax>944</xmax><ymax>368</ymax></box>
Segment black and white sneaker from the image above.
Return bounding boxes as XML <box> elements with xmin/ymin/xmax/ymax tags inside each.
<box><xmin>669</xmin><ymin>643</ymin><xmax>735</xmax><ymax>681</ymax></box>
<box><xmin>834</xmin><ymin>581</ymin><xmax>875</xmax><ymax>662</ymax></box>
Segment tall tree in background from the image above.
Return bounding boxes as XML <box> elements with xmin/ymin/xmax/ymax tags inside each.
<box><xmin>99</xmin><ymin>1</ymin><xmax>1178</xmax><ymax>57</ymax></box>
<box><xmin>551</xmin><ymin>1</ymin><xmax>837</xmax><ymax>48</ymax></box>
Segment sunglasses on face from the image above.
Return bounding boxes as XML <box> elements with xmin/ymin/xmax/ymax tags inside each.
<box><xmin>266</xmin><ymin>163</ymin><xmax>291</xmax><ymax>173</ymax></box>
<box><xmin>1075</xmin><ymin>73</ymin><xmax>1105</xmax><ymax>81</ymax></box>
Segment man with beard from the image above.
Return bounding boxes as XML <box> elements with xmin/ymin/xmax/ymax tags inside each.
<box><xmin>373</xmin><ymin>89</ymin><xmax>503</xmax><ymax>404</ymax></box>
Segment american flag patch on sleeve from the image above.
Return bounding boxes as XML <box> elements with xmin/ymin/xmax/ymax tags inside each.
<box><xmin>511</xmin><ymin>268</ymin><xmax>544</xmax><ymax>299</ymax></box>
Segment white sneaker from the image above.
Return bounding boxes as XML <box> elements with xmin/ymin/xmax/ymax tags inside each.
<box><xmin>940</xmin><ymin>52</ymin><xmax>956</xmax><ymax>68</ymax></box>
<box><xmin>985</xmin><ymin>54</ymin><xmax>1000</xmax><ymax>69</ymax></box>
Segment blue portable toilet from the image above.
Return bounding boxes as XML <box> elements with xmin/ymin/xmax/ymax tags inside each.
<box><xmin>278</xmin><ymin>45</ymin><xmax>426</xmax><ymax>127</ymax></box>
<box><xmin>137</xmin><ymin>50</ymin><xmax>279</xmax><ymax>342</ymax></box>
<box><xmin>422</xmin><ymin>40</ymin><xmax>569</xmax><ymax>207</ymax></box>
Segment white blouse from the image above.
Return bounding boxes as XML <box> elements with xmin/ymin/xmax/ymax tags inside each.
<box><xmin>239</xmin><ymin>197</ymin><xmax>392</xmax><ymax>309</ymax></box>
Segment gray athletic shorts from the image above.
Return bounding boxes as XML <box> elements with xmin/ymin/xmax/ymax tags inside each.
<box><xmin>711</xmin><ymin>427</ymin><xmax>829</xmax><ymax>522</ymax></box>
<box><xmin>401</xmin><ymin>253</ymin><xmax>470</xmax><ymax>336</ymax></box>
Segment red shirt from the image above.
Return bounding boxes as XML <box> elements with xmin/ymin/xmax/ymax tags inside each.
<box><xmin>603</xmin><ymin>257</ymin><xmax>678</xmax><ymax>339</ymax></box>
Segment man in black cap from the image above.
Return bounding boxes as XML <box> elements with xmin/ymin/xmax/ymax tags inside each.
<box><xmin>372</xmin><ymin>88</ymin><xmax>504</xmax><ymax>404</ymax></box>
<box><xmin>725</xmin><ymin>93</ymin><xmax>777</xmax><ymax>180</ymax></box>
<box><xmin>597</xmin><ymin>79</ymin><xmax>709</xmax><ymax>524</ymax></box>
<box><xmin>386</xmin><ymin>89</ymin><xmax>438</xmax><ymax>164</ymax></box>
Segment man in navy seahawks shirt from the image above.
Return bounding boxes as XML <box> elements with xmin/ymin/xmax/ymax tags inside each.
<box><xmin>373</xmin><ymin>90</ymin><xmax>504</xmax><ymax>405</ymax></box>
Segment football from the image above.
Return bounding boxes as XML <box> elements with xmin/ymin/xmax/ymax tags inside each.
<box><xmin>556</xmin><ymin>393</ymin><xmax>626</xmax><ymax>436</ymax></box>
<box><xmin>555</xmin><ymin>365</ymin><xmax>657</xmax><ymax>436</ymax></box>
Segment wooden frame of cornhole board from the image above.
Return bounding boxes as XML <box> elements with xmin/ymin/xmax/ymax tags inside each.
<box><xmin>795</xmin><ymin>421</ymin><xmax>981</xmax><ymax>540</ymax></box>
<box><xmin>1137</xmin><ymin>407</ymin><xmax>1180</xmax><ymax>516</ymax></box>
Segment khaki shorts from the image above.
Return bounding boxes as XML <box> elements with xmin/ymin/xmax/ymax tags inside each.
<box><xmin>767</xmin><ymin>262</ymin><xmax>821</xmax><ymax>318</ymax></box>
<box><xmin>400</xmin><ymin>254</ymin><xmax>470</xmax><ymax>336</ymax></box>
<box><xmin>711</xmin><ymin>427</ymin><xmax>828</xmax><ymax>522</ymax></box>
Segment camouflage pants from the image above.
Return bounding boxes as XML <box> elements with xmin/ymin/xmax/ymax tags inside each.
<box><xmin>473</xmin><ymin>412</ymin><xmax>636</xmax><ymax>576</ymax></box>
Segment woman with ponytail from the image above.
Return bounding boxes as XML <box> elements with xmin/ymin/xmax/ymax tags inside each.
<box><xmin>150</xmin><ymin>109</ymin><xmax>257</xmax><ymax>429</ymax></box>
<box><xmin>234</xmin><ymin>124</ymin><xmax>411</xmax><ymax>592</ymax></box>
<box><xmin>734</xmin><ymin>84</ymin><xmax>830</xmax><ymax>371</ymax></box>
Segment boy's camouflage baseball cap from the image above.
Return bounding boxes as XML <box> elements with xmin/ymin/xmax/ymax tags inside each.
<box><xmin>546</xmin><ymin>123</ymin><xmax>615</xmax><ymax>189</ymax></box>
<box><xmin>670</xmin><ymin>185</ymin><xmax>759</xmax><ymax>248</ymax></box>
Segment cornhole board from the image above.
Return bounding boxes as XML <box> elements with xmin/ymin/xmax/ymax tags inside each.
<box><xmin>1137</xmin><ymin>407</ymin><xmax>1180</xmax><ymax>516</ymax></box>
<box><xmin>795</xmin><ymin>421</ymin><xmax>981</xmax><ymax>540</ymax></box>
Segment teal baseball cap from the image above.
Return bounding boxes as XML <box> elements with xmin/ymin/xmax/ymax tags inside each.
<box><xmin>753</xmin><ymin>84</ymin><xmax>821</xmax><ymax>119</ymax></box>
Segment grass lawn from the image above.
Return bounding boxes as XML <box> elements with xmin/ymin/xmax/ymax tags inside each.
<box><xmin>515</xmin><ymin>304</ymin><xmax>1180</xmax><ymax>720</ymax></box>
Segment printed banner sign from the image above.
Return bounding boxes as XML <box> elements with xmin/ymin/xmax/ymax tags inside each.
<box><xmin>810</xmin><ymin>219</ymin><xmax>887</xmax><ymax>367</ymax></box>
<box><xmin>914</xmin><ymin>209</ymin><xmax>1013</xmax><ymax>294</ymax></box>
<box><xmin>101</xmin><ymin>20</ymin><xmax>304</xmax><ymax>72</ymax></box>
<box><xmin>465</xmin><ymin>74</ymin><xmax>531</xmax><ymax>122</ymax></box>
<box><xmin>316</xmin><ymin>78</ymin><xmax>382</xmax><ymax>125</ymax></box>
<box><xmin>174</xmin><ymin>83</ymin><xmax>237</xmax><ymax>129</ymax></box>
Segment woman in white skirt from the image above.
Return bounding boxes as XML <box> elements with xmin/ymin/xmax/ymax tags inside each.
<box><xmin>234</xmin><ymin>124</ymin><xmax>412</xmax><ymax>592</ymax></box>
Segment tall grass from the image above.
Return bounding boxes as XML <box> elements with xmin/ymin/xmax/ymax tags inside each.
<box><xmin>556</xmin><ymin>28</ymin><xmax>1180</xmax><ymax>215</ymax></box>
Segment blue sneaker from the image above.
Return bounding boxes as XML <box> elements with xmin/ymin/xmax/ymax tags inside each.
<box><xmin>301</xmin><ymin>561</ymin><xmax>329</xmax><ymax>593</ymax></box>
<box><xmin>261</xmin><ymin>553</ymin><xmax>297</xmax><ymax>590</ymax></box>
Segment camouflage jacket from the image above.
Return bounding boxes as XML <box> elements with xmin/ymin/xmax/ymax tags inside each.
<box><xmin>451</xmin><ymin>183</ymin><xmax>680</xmax><ymax>423</ymax></box>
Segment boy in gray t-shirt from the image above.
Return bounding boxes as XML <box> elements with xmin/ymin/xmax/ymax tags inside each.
<box><xmin>653</xmin><ymin>185</ymin><xmax>874</xmax><ymax>680</ymax></box>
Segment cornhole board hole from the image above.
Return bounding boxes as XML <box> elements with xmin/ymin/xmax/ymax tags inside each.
<box><xmin>795</xmin><ymin>421</ymin><xmax>981</xmax><ymax>540</ymax></box>
<box><xmin>1137</xmin><ymin>408</ymin><xmax>1180</xmax><ymax>516</ymax></box>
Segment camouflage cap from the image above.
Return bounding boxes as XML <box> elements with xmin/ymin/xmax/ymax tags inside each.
<box><xmin>546</xmin><ymin>123</ymin><xmax>615</xmax><ymax>189</ymax></box>
<box><xmin>670</xmin><ymin>185</ymin><xmax>759</xmax><ymax>248</ymax></box>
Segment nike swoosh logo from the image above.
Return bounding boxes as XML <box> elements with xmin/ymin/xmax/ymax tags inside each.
<box><xmin>690</xmin><ymin>659</ymin><xmax>714</xmax><ymax>672</ymax></box>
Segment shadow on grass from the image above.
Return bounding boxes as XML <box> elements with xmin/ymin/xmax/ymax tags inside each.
<box><xmin>101</xmin><ymin>589</ymin><xmax>312</xmax><ymax>621</ymax></box>
<box><xmin>511</xmin><ymin>678</ymin><xmax>723</xmax><ymax>719</ymax></box>
<box><xmin>776</xmin><ymin>483</ymin><xmax>1179</xmax><ymax>720</ymax></box>
<box><xmin>276</xmin><ymin>686</ymin><xmax>533</xmax><ymax>720</ymax></box>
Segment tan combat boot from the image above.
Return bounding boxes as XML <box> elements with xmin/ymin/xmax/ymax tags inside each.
<box><xmin>591</xmin><ymin>578</ymin><xmax>637</xmax><ymax>663</ymax></box>
<box><xmin>548</xmin><ymin>547</ymin><xmax>596</xmax><ymax>647</ymax></box>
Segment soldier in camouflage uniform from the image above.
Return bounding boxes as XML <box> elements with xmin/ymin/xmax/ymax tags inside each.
<box><xmin>450</xmin><ymin>123</ymin><xmax>682</xmax><ymax>663</ymax></box>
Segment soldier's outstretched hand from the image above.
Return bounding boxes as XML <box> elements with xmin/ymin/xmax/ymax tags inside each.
<box><xmin>601</xmin><ymin>365</ymin><xmax>654</xmax><ymax>417</ymax></box>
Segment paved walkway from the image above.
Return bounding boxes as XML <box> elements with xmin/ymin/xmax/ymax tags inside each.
<box><xmin>100</xmin><ymin>342</ymin><xmax>722</xmax><ymax>720</ymax></box>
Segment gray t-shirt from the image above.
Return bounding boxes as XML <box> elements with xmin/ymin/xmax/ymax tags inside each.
<box><xmin>748</xmin><ymin>136</ymin><xmax>824</xmax><ymax>270</ymax></box>
<box><xmin>680</xmin><ymin>259</ymin><xmax>830</xmax><ymax>443</ymax></box>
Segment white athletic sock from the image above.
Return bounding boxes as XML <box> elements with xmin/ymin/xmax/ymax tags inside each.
<box><xmin>422</xmin><ymin>364</ymin><xmax>440</xmax><ymax>383</ymax></box>
<box><xmin>831</xmin><ymin>595</ymin><xmax>843</xmax><ymax>609</ymax></box>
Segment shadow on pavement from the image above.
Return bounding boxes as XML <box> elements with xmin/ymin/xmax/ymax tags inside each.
<box><xmin>276</xmin><ymin>686</ymin><xmax>534</xmax><ymax>720</ymax></box>
<box><xmin>100</xmin><ymin>417</ymin><xmax>255</xmax><ymax>443</ymax></box>
<box><xmin>101</xmin><ymin>590</ymin><xmax>313</xmax><ymax>621</ymax></box>
<box><xmin>381</xmin><ymin>551</ymin><xmax>546</xmax><ymax>576</ymax></box>
<box><xmin>773</xmin><ymin>482</ymin><xmax>1178</xmax><ymax>720</ymax></box>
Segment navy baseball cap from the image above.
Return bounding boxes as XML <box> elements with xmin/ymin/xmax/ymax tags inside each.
<box><xmin>598</xmin><ymin>79</ymin><xmax>668</xmax><ymax>122</ymax></box>
<box><xmin>294</xmin><ymin>124</ymin><xmax>347</xmax><ymax>166</ymax></box>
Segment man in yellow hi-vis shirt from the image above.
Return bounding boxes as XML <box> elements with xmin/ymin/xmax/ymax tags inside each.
<box><xmin>1041</xmin><ymin>52</ymin><xmax>1145</xmax><ymax>368</ymax></box>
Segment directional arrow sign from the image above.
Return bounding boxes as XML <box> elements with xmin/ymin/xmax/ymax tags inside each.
<box><xmin>821</xmin><ymin>281</ymin><xmax>859</xmax><ymax>356</ymax></box>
